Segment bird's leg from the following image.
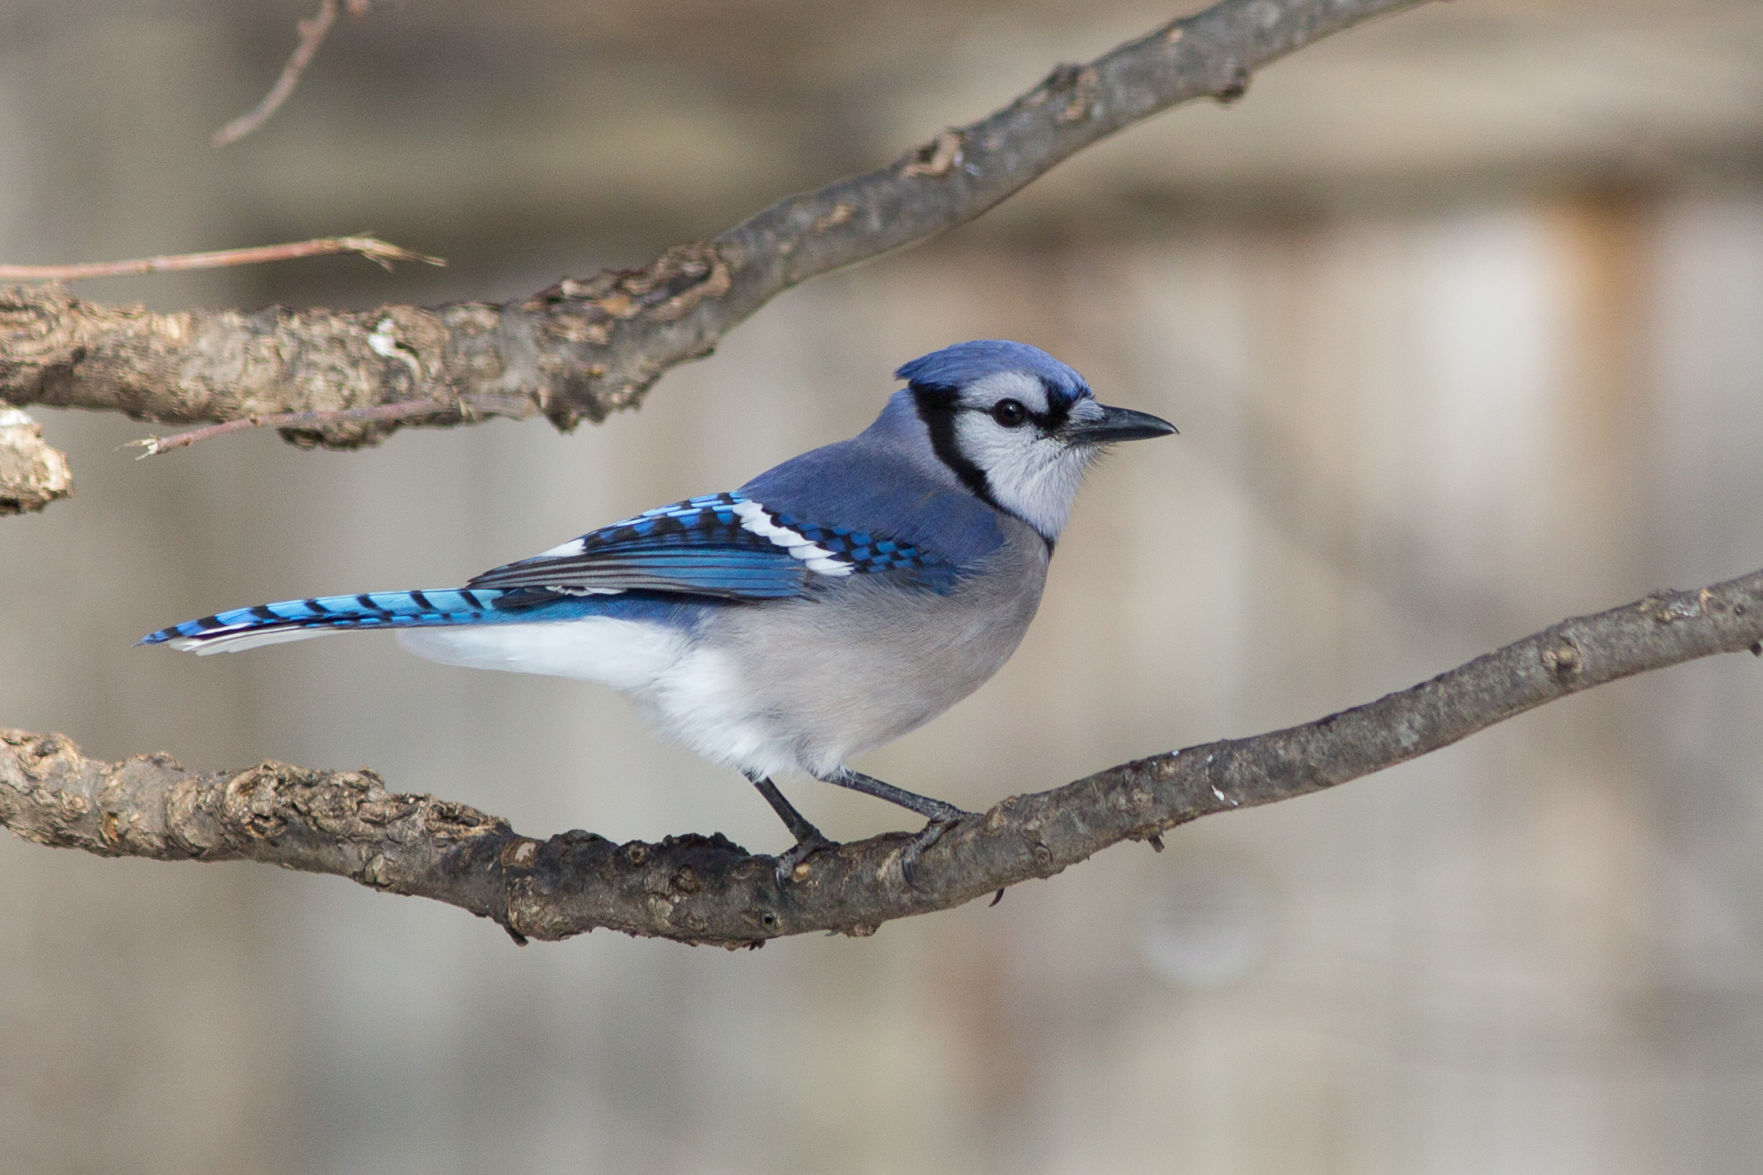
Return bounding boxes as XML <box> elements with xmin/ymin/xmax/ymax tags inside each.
<box><xmin>746</xmin><ymin>772</ymin><xmax>839</xmax><ymax>884</ymax></box>
<box><xmin>813</xmin><ymin>769</ymin><xmax>974</xmax><ymax>889</ymax></box>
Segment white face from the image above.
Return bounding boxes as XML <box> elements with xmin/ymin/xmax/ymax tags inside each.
<box><xmin>948</xmin><ymin>370</ymin><xmax>1106</xmax><ymax>542</ymax></box>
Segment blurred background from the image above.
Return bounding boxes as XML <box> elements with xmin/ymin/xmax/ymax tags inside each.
<box><xmin>4</xmin><ymin>0</ymin><xmax>1763</xmax><ymax>1171</ymax></box>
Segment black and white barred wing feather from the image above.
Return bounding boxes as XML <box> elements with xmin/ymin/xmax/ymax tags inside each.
<box><xmin>466</xmin><ymin>492</ymin><xmax>861</xmax><ymax>600</ymax></box>
<box><xmin>141</xmin><ymin>492</ymin><xmax>953</xmax><ymax>654</ymax></box>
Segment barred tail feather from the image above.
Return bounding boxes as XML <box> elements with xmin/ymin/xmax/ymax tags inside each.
<box><xmin>139</xmin><ymin>589</ymin><xmax>514</xmax><ymax>654</ymax></box>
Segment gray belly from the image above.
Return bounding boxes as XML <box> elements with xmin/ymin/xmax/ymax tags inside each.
<box><xmin>697</xmin><ymin>537</ymin><xmax>1048</xmax><ymax>776</ymax></box>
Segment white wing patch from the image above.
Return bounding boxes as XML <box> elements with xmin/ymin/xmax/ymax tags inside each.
<box><xmin>730</xmin><ymin>499</ymin><xmax>854</xmax><ymax>576</ymax></box>
<box><xmin>535</xmin><ymin>536</ymin><xmax>588</xmax><ymax>558</ymax></box>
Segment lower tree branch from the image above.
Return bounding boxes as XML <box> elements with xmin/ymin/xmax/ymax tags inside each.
<box><xmin>0</xmin><ymin>0</ymin><xmax>1432</xmax><ymax>450</ymax></box>
<box><xmin>6</xmin><ymin>567</ymin><xmax>1760</xmax><ymax>947</ymax></box>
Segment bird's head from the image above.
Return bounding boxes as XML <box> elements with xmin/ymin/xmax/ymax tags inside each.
<box><xmin>895</xmin><ymin>339</ymin><xmax>1176</xmax><ymax>544</ymax></box>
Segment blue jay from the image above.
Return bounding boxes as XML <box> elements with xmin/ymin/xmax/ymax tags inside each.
<box><xmin>143</xmin><ymin>340</ymin><xmax>1176</xmax><ymax>878</ymax></box>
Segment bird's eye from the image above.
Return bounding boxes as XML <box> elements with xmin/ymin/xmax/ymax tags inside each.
<box><xmin>991</xmin><ymin>399</ymin><xmax>1029</xmax><ymax>428</ymax></box>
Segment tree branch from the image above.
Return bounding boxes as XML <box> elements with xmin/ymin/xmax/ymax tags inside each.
<box><xmin>0</xmin><ymin>407</ymin><xmax>73</xmax><ymax>513</ymax></box>
<box><xmin>7</xmin><ymin>568</ymin><xmax>1759</xmax><ymax>947</ymax></box>
<box><xmin>0</xmin><ymin>0</ymin><xmax>1431</xmax><ymax>451</ymax></box>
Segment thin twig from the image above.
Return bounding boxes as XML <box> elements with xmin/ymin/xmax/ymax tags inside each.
<box><xmin>133</xmin><ymin>401</ymin><xmax>452</xmax><ymax>456</ymax></box>
<box><xmin>5</xmin><ymin>568</ymin><xmax>1760</xmax><ymax>946</ymax></box>
<box><xmin>130</xmin><ymin>393</ymin><xmax>529</xmax><ymax>456</ymax></box>
<box><xmin>211</xmin><ymin>0</ymin><xmax>366</xmax><ymax>148</ymax></box>
<box><xmin>0</xmin><ymin>236</ymin><xmax>445</xmax><ymax>283</ymax></box>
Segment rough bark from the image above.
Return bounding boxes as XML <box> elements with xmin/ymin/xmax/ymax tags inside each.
<box><xmin>0</xmin><ymin>0</ymin><xmax>1431</xmax><ymax>451</ymax></box>
<box><xmin>7</xmin><ymin>570</ymin><xmax>1759</xmax><ymax>947</ymax></box>
<box><xmin>0</xmin><ymin>408</ymin><xmax>73</xmax><ymax>513</ymax></box>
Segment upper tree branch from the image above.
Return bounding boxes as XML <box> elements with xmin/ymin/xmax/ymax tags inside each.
<box><xmin>0</xmin><ymin>0</ymin><xmax>1431</xmax><ymax>450</ymax></box>
<box><xmin>7</xmin><ymin>568</ymin><xmax>1758</xmax><ymax>947</ymax></box>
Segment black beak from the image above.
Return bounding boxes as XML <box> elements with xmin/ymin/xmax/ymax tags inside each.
<box><xmin>1066</xmin><ymin>403</ymin><xmax>1178</xmax><ymax>445</ymax></box>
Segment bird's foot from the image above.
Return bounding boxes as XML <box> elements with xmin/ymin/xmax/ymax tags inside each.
<box><xmin>898</xmin><ymin>805</ymin><xmax>973</xmax><ymax>891</ymax></box>
<box><xmin>773</xmin><ymin>828</ymin><xmax>841</xmax><ymax>887</ymax></box>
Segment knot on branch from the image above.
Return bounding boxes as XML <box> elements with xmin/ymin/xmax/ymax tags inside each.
<box><xmin>1540</xmin><ymin>640</ymin><xmax>1583</xmax><ymax>682</ymax></box>
<box><xmin>1031</xmin><ymin>62</ymin><xmax>1101</xmax><ymax>123</ymax></box>
<box><xmin>1213</xmin><ymin>64</ymin><xmax>1252</xmax><ymax>104</ymax></box>
<box><xmin>900</xmin><ymin>129</ymin><xmax>966</xmax><ymax>179</ymax></box>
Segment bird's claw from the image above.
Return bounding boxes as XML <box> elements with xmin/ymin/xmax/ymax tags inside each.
<box><xmin>773</xmin><ymin>829</ymin><xmax>840</xmax><ymax>887</ymax></box>
<box><xmin>898</xmin><ymin>807</ymin><xmax>972</xmax><ymax>891</ymax></box>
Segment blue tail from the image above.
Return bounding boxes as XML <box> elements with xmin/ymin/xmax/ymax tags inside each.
<box><xmin>140</xmin><ymin>588</ymin><xmax>531</xmax><ymax>654</ymax></box>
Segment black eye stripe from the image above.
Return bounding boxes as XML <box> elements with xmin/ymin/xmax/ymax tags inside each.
<box><xmin>912</xmin><ymin>385</ymin><xmax>999</xmax><ymax>508</ymax></box>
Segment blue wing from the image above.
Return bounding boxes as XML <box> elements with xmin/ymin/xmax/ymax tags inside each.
<box><xmin>464</xmin><ymin>492</ymin><xmax>955</xmax><ymax>601</ymax></box>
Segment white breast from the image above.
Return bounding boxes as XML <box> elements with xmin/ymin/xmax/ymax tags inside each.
<box><xmin>397</xmin><ymin>619</ymin><xmax>808</xmax><ymax>778</ymax></box>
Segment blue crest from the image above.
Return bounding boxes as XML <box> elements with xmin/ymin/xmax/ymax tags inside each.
<box><xmin>894</xmin><ymin>340</ymin><xmax>1090</xmax><ymax>405</ymax></box>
